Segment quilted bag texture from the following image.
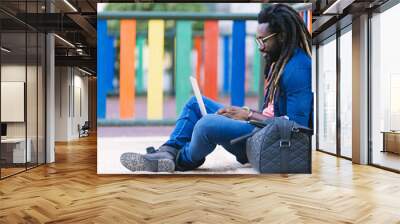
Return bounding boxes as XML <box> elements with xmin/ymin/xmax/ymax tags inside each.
<box><xmin>245</xmin><ymin>117</ymin><xmax>312</xmax><ymax>173</ymax></box>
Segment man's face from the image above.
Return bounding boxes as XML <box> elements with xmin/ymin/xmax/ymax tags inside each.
<box><xmin>256</xmin><ymin>23</ymin><xmax>281</xmax><ymax>62</ymax></box>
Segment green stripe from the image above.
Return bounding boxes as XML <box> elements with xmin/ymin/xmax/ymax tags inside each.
<box><xmin>175</xmin><ymin>21</ymin><xmax>193</xmax><ymax>116</ymax></box>
<box><xmin>257</xmin><ymin>50</ymin><xmax>265</xmax><ymax>111</ymax></box>
<box><xmin>136</xmin><ymin>36</ymin><xmax>145</xmax><ymax>94</ymax></box>
<box><xmin>253</xmin><ymin>42</ymin><xmax>261</xmax><ymax>93</ymax></box>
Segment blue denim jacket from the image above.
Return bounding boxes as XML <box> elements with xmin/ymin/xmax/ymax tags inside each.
<box><xmin>265</xmin><ymin>48</ymin><xmax>313</xmax><ymax>128</ymax></box>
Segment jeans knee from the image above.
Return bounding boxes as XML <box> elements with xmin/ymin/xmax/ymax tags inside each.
<box><xmin>195</xmin><ymin>114</ymin><xmax>220</xmax><ymax>133</ymax></box>
<box><xmin>176</xmin><ymin>150</ymin><xmax>205</xmax><ymax>171</ymax></box>
<box><xmin>186</xmin><ymin>96</ymin><xmax>197</xmax><ymax>106</ymax></box>
<box><xmin>182</xmin><ymin>96</ymin><xmax>197</xmax><ymax>111</ymax></box>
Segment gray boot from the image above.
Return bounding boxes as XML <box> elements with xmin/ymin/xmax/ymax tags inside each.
<box><xmin>120</xmin><ymin>145</ymin><xmax>179</xmax><ymax>172</ymax></box>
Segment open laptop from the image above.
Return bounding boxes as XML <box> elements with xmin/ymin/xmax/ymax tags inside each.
<box><xmin>190</xmin><ymin>76</ymin><xmax>208</xmax><ymax>117</ymax></box>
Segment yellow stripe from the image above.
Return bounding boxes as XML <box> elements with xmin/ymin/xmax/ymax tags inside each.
<box><xmin>147</xmin><ymin>20</ymin><xmax>164</xmax><ymax>120</ymax></box>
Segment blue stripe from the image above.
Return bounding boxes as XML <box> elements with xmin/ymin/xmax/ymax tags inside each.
<box><xmin>97</xmin><ymin>20</ymin><xmax>107</xmax><ymax>119</ymax></box>
<box><xmin>231</xmin><ymin>20</ymin><xmax>246</xmax><ymax>106</ymax></box>
<box><xmin>106</xmin><ymin>35</ymin><xmax>115</xmax><ymax>93</ymax></box>
<box><xmin>223</xmin><ymin>35</ymin><xmax>230</xmax><ymax>94</ymax></box>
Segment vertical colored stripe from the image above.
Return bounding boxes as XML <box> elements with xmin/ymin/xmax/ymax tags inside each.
<box><xmin>308</xmin><ymin>10</ymin><xmax>312</xmax><ymax>33</ymax></box>
<box><xmin>97</xmin><ymin>19</ymin><xmax>107</xmax><ymax>119</ymax></box>
<box><xmin>258</xmin><ymin>56</ymin><xmax>265</xmax><ymax>111</ymax></box>
<box><xmin>253</xmin><ymin>39</ymin><xmax>260</xmax><ymax>93</ymax></box>
<box><xmin>120</xmin><ymin>20</ymin><xmax>136</xmax><ymax>119</ymax></box>
<box><xmin>147</xmin><ymin>20</ymin><xmax>164</xmax><ymax>120</ymax></box>
<box><xmin>136</xmin><ymin>35</ymin><xmax>145</xmax><ymax>94</ymax></box>
<box><xmin>175</xmin><ymin>21</ymin><xmax>193</xmax><ymax>115</ymax></box>
<box><xmin>194</xmin><ymin>36</ymin><xmax>203</xmax><ymax>90</ymax></box>
<box><xmin>203</xmin><ymin>20</ymin><xmax>219</xmax><ymax>100</ymax></box>
<box><xmin>223</xmin><ymin>35</ymin><xmax>230</xmax><ymax>94</ymax></box>
<box><xmin>107</xmin><ymin>35</ymin><xmax>115</xmax><ymax>93</ymax></box>
<box><xmin>231</xmin><ymin>20</ymin><xmax>246</xmax><ymax>107</ymax></box>
<box><xmin>104</xmin><ymin>35</ymin><xmax>110</xmax><ymax>92</ymax></box>
<box><xmin>303</xmin><ymin>10</ymin><xmax>307</xmax><ymax>26</ymax></box>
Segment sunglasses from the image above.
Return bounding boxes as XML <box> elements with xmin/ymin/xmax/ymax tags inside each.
<box><xmin>255</xmin><ymin>33</ymin><xmax>278</xmax><ymax>49</ymax></box>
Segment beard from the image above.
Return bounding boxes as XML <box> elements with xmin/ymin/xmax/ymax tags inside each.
<box><xmin>263</xmin><ymin>58</ymin><xmax>272</xmax><ymax>79</ymax></box>
<box><xmin>262</xmin><ymin>48</ymin><xmax>281</xmax><ymax>78</ymax></box>
<box><xmin>263</xmin><ymin>53</ymin><xmax>271</xmax><ymax>64</ymax></box>
<box><xmin>263</xmin><ymin>48</ymin><xmax>280</xmax><ymax>63</ymax></box>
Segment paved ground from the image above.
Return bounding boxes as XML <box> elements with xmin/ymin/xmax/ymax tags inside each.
<box><xmin>98</xmin><ymin>126</ymin><xmax>174</xmax><ymax>137</ymax></box>
<box><xmin>97</xmin><ymin>136</ymin><xmax>257</xmax><ymax>174</ymax></box>
<box><xmin>99</xmin><ymin>95</ymin><xmax>261</xmax><ymax>174</ymax></box>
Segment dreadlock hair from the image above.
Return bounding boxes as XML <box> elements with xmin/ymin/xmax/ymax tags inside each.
<box><xmin>258</xmin><ymin>4</ymin><xmax>311</xmax><ymax>104</ymax></box>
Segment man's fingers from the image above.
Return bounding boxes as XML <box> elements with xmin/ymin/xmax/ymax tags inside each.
<box><xmin>216</xmin><ymin>108</ymin><xmax>226</xmax><ymax>114</ymax></box>
<box><xmin>217</xmin><ymin>107</ymin><xmax>232</xmax><ymax>114</ymax></box>
<box><xmin>217</xmin><ymin>106</ymin><xmax>243</xmax><ymax>115</ymax></box>
<box><xmin>221</xmin><ymin>112</ymin><xmax>232</xmax><ymax>118</ymax></box>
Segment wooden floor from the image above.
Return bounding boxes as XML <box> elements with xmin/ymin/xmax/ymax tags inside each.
<box><xmin>1</xmin><ymin>167</ymin><xmax>26</xmax><ymax>178</ymax></box>
<box><xmin>372</xmin><ymin>150</ymin><xmax>400</xmax><ymax>171</ymax></box>
<box><xmin>1</xmin><ymin>135</ymin><xmax>400</xmax><ymax>223</ymax></box>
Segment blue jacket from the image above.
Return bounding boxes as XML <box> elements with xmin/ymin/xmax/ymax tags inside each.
<box><xmin>265</xmin><ymin>48</ymin><xmax>313</xmax><ymax>128</ymax></box>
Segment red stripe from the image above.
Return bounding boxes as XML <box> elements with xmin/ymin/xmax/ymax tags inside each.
<box><xmin>203</xmin><ymin>21</ymin><xmax>219</xmax><ymax>100</ymax></box>
<box><xmin>120</xmin><ymin>20</ymin><xmax>136</xmax><ymax>119</ymax></box>
<box><xmin>194</xmin><ymin>36</ymin><xmax>203</xmax><ymax>91</ymax></box>
<box><xmin>308</xmin><ymin>10</ymin><xmax>312</xmax><ymax>33</ymax></box>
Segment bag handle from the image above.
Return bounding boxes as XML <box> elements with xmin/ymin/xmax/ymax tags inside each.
<box><xmin>230</xmin><ymin>128</ymin><xmax>259</xmax><ymax>145</ymax></box>
<box><xmin>278</xmin><ymin>118</ymin><xmax>293</xmax><ymax>149</ymax></box>
<box><xmin>277</xmin><ymin>118</ymin><xmax>293</xmax><ymax>173</ymax></box>
<box><xmin>230</xmin><ymin>118</ymin><xmax>275</xmax><ymax>145</ymax></box>
<box><xmin>292</xmin><ymin>126</ymin><xmax>314</xmax><ymax>136</ymax></box>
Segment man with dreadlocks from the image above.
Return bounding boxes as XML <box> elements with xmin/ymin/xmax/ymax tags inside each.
<box><xmin>120</xmin><ymin>4</ymin><xmax>313</xmax><ymax>172</ymax></box>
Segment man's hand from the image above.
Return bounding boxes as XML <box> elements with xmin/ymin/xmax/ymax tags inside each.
<box><xmin>216</xmin><ymin>106</ymin><xmax>250</xmax><ymax>121</ymax></box>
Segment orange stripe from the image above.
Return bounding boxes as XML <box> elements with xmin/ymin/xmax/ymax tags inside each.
<box><xmin>203</xmin><ymin>21</ymin><xmax>219</xmax><ymax>100</ymax></box>
<box><xmin>119</xmin><ymin>20</ymin><xmax>136</xmax><ymax>119</ymax></box>
<box><xmin>308</xmin><ymin>10</ymin><xmax>312</xmax><ymax>34</ymax></box>
<box><xmin>194</xmin><ymin>36</ymin><xmax>203</xmax><ymax>91</ymax></box>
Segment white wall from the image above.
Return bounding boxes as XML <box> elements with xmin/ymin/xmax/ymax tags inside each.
<box><xmin>1</xmin><ymin>65</ymin><xmax>26</xmax><ymax>140</ymax></box>
<box><xmin>55</xmin><ymin>66</ymin><xmax>69</xmax><ymax>141</ymax></box>
<box><xmin>54</xmin><ymin>67</ymin><xmax>89</xmax><ymax>141</ymax></box>
<box><xmin>1</xmin><ymin>65</ymin><xmax>32</xmax><ymax>138</ymax></box>
<box><xmin>1</xmin><ymin>64</ymin><xmax>46</xmax><ymax>163</ymax></box>
<box><xmin>72</xmin><ymin>73</ymin><xmax>89</xmax><ymax>138</ymax></box>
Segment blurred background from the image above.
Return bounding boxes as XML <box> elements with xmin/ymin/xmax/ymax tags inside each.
<box><xmin>97</xmin><ymin>3</ymin><xmax>312</xmax><ymax>137</ymax></box>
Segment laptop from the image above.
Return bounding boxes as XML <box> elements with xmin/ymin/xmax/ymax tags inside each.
<box><xmin>189</xmin><ymin>76</ymin><xmax>208</xmax><ymax>117</ymax></box>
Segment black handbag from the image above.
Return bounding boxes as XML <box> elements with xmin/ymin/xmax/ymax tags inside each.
<box><xmin>231</xmin><ymin>117</ymin><xmax>313</xmax><ymax>173</ymax></box>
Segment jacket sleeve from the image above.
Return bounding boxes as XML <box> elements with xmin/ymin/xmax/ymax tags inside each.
<box><xmin>284</xmin><ymin>67</ymin><xmax>313</xmax><ymax>127</ymax></box>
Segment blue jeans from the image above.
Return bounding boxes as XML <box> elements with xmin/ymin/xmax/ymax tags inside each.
<box><xmin>163</xmin><ymin>96</ymin><xmax>255</xmax><ymax>170</ymax></box>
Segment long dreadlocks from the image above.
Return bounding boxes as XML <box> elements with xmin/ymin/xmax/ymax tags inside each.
<box><xmin>258</xmin><ymin>4</ymin><xmax>311</xmax><ymax>104</ymax></box>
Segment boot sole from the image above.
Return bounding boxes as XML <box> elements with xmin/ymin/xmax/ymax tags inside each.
<box><xmin>120</xmin><ymin>152</ymin><xmax>175</xmax><ymax>172</ymax></box>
